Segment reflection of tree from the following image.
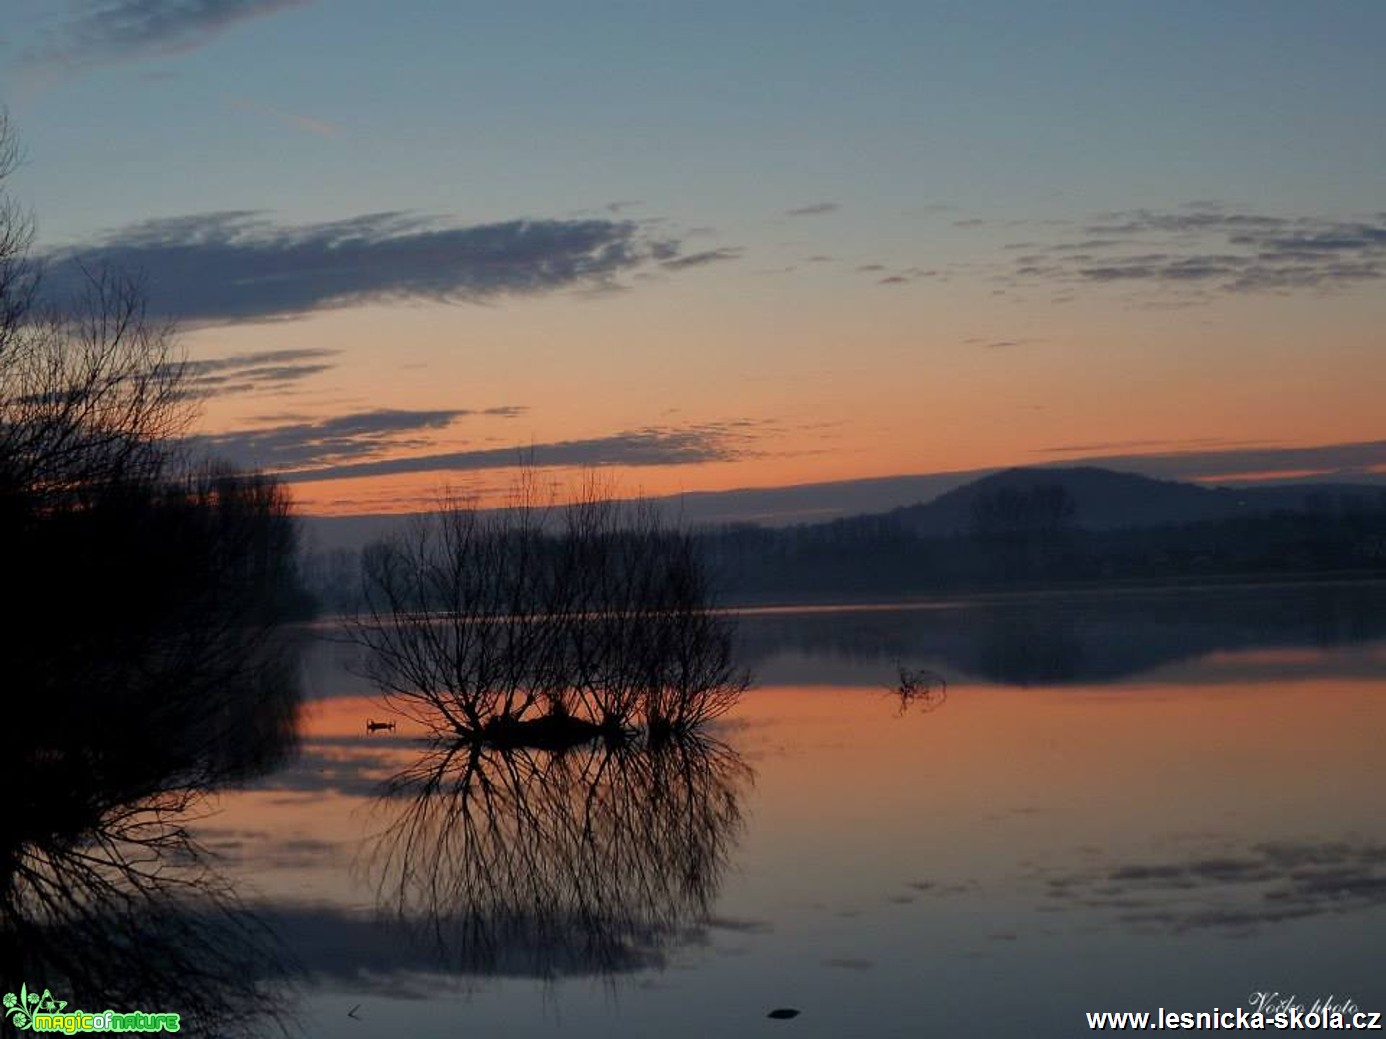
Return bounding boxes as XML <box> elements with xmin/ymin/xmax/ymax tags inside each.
<box><xmin>1</xmin><ymin>627</ymin><xmax>303</xmax><ymax>1036</ymax></box>
<box><xmin>369</xmin><ymin>736</ymin><xmax>752</xmax><ymax>977</ymax></box>
<box><xmin>891</xmin><ymin>664</ymin><xmax>947</xmax><ymax>714</ymax></box>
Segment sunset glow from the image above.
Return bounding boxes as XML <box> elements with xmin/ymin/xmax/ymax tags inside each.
<box><xmin>4</xmin><ymin>2</ymin><xmax>1384</xmax><ymax>519</ymax></box>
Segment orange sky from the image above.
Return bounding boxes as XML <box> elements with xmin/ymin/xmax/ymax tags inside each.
<box><xmin>184</xmin><ymin>276</ymin><xmax>1386</xmax><ymax>516</ymax></box>
<box><xmin>9</xmin><ymin>4</ymin><xmax>1384</xmax><ymax>518</ymax></box>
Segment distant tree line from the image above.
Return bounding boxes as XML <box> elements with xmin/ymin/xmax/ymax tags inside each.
<box><xmin>300</xmin><ymin>481</ymin><xmax>1386</xmax><ymax>611</ymax></box>
<box><xmin>693</xmin><ymin>484</ymin><xmax>1386</xmax><ymax>603</ymax></box>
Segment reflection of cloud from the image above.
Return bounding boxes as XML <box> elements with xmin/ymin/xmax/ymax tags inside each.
<box><xmin>199</xmin><ymin>829</ymin><xmax>341</xmax><ymax>869</ymax></box>
<box><xmin>823</xmin><ymin>956</ymin><xmax>874</xmax><ymax>970</ymax></box>
<box><xmin>40</xmin><ymin>210</ymin><xmax>690</xmax><ymax>324</ymax></box>
<box><xmin>1037</xmin><ymin>840</ymin><xmax>1386</xmax><ymax>934</ymax></box>
<box><xmin>26</xmin><ymin>0</ymin><xmax>313</xmax><ymax>68</ymax></box>
<box><xmin>1005</xmin><ymin>205</ymin><xmax>1386</xmax><ymax>299</ymax></box>
<box><xmin>259</xmin><ymin>902</ymin><xmax>678</xmax><ymax>982</ymax></box>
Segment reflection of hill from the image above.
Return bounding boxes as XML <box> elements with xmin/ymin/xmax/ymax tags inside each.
<box><xmin>370</xmin><ymin>736</ymin><xmax>752</xmax><ymax>977</ymax></box>
<box><xmin>734</xmin><ymin>583</ymin><xmax>1386</xmax><ymax>686</ymax></box>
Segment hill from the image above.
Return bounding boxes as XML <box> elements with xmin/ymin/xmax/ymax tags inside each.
<box><xmin>882</xmin><ymin>466</ymin><xmax>1384</xmax><ymax>536</ymax></box>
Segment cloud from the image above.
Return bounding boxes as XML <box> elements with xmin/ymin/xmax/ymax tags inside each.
<box><xmin>1046</xmin><ymin>439</ymin><xmax>1386</xmax><ymax>485</ymax></box>
<box><xmin>193</xmin><ymin>415</ymin><xmax>766</xmax><ymax>483</ymax></box>
<box><xmin>963</xmin><ymin>336</ymin><xmax>1043</xmax><ymax>349</ymax></box>
<box><xmin>659</xmin><ymin>247</ymin><xmax>743</xmax><ymax>270</ymax></box>
<box><xmin>40</xmin><ymin>210</ymin><xmax>695</xmax><ymax>324</ymax></box>
<box><xmin>176</xmin><ymin>347</ymin><xmax>340</xmax><ymax>397</ymax></box>
<box><xmin>26</xmin><ymin>0</ymin><xmax>313</xmax><ymax>67</ymax></box>
<box><xmin>188</xmin><ymin>407</ymin><xmax>492</xmax><ymax>470</ymax></box>
<box><xmin>1005</xmin><ymin>205</ymin><xmax>1386</xmax><ymax>299</ymax></box>
<box><xmin>284</xmin><ymin>422</ymin><xmax>765</xmax><ymax>483</ymax></box>
<box><xmin>229</xmin><ymin>96</ymin><xmax>339</xmax><ymax>138</ymax></box>
<box><xmin>784</xmin><ymin>202</ymin><xmax>839</xmax><ymax>218</ymax></box>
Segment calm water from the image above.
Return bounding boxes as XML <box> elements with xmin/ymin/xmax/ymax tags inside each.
<box><xmin>199</xmin><ymin>584</ymin><xmax>1386</xmax><ymax>1036</ymax></box>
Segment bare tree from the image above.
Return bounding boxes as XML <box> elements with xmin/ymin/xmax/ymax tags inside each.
<box><xmin>2</xmin><ymin>111</ymin><xmax>306</xmax><ymax>1036</ymax></box>
<box><xmin>1</xmin><ymin>110</ymin><xmax>188</xmax><ymax>519</ymax></box>
<box><xmin>352</xmin><ymin>478</ymin><xmax>748</xmax><ymax>746</ymax></box>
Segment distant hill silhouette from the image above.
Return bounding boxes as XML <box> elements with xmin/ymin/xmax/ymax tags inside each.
<box><xmin>299</xmin><ymin>466</ymin><xmax>1386</xmax><ymax>609</ymax></box>
<box><xmin>883</xmin><ymin>466</ymin><xmax>1385</xmax><ymax>536</ymax></box>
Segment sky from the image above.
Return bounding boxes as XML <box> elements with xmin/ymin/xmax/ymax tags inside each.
<box><xmin>3</xmin><ymin>0</ymin><xmax>1384</xmax><ymax>519</ymax></box>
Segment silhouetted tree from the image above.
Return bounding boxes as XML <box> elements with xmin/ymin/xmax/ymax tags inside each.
<box><xmin>1</xmin><ymin>112</ymin><xmax>306</xmax><ymax>1035</ymax></box>
<box><xmin>353</xmin><ymin>478</ymin><xmax>747</xmax><ymax>746</ymax></box>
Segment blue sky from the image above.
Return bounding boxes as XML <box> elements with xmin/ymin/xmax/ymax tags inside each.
<box><xmin>4</xmin><ymin>1</ymin><xmax>1384</xmax><ymax>516</ymax></box>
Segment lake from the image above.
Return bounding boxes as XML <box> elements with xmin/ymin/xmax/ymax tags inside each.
<box><xmin>195</xmin><ymin>582</ymin><xmax>1386</xmax><ymax>1036</ymax></box>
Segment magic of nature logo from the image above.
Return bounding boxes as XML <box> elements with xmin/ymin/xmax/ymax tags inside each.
<box><xmin>4</xmin><ymin>984</ymin><xmax>180</xmax><ymax>1033</ymax></box>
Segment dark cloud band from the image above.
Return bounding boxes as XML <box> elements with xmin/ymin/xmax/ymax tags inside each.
<box><xmin>1004</xmin><ymin>206</ymin><xmax>1386</xmax><ymax>298</ymax></box>
<box><xmin>189</xmin><ymin>413</ymin><xmax>763</xmax><ymax>482</ymax></box>
<box><xmin>27</xmin><ymin>0</ymin><xmax>314</xmax><ymax>67</ymax></box>
<box><xmin>38</xmin><ymin>210</ymin><xmax>705</xmax><ymax>324</ymax></box>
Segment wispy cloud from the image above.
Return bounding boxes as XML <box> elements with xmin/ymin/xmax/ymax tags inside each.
<box><xmin>659</xmin><ymin>247</ymin><xmax>743</xmax><ymax>270</ymax></box>
<box><xmin>229</xmin><ymin>96</ymin><xmax>339</xmax><ymax>138</ymax></box>
<box><xmin>1036</xmin><ymin>436</ymin><xmax>1255</xmax><ymax>455</ymax></box>
<box><xmin>784</xmin><ymin>202</ymin><xmax>839</xmax><ymax>218</ymax></box>
<box><xmin>963</xmin><ymin>336</ymin><xmax>1043</xmax><ymax>349</ymax></box>
<box><xmin>1004</xmin><ymin>204</ymin><xmax>1386</xmax><ymax>299</ymax></box>
<box><xmin>177</xmin><ymin>347</ymin><xmax>340</xmax><ymax>397</ymax></box>
<box><xmin>1050</xmin><ymin>439</ymin><xmax>1386</xmax><ymax>485</ymax></box>
<box><xmin>192</xmin><ymin>415</ymin><xmax>767</xmax><ymax>483</ymax></box>
<box><xmin>187</xmin><ymin>407</ymin><xmax>520</xmax><ymax>471</ymax></box>
<box><xmin>26</xmin><ymin>0</ymin><xmax>313</xmax><ymax>68</ymax></box>
<box><xmin>40</xmin><ymin>210</ymin><xmax>701</xmax><ymax>324</ymax></box>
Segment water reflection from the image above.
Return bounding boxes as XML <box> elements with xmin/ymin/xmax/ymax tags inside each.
<box><xmin>738</xmin><ymin>582</ymin><xmax>1386</xmax><ymax>685</ymax></box>
<box><xmin>2</xmin><ymin>627</ymin><xmax>305</xmax><ymax>1036</ymax></box>
<box><xmin>369</xmin><ymin>734</ymin><xmax>752</xmax><ymax>978</ymax></box>
<box><xmin>1033</xmin><ymin>839</ymin><xmax>1386</xmax><ymax>935</ymax></box>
